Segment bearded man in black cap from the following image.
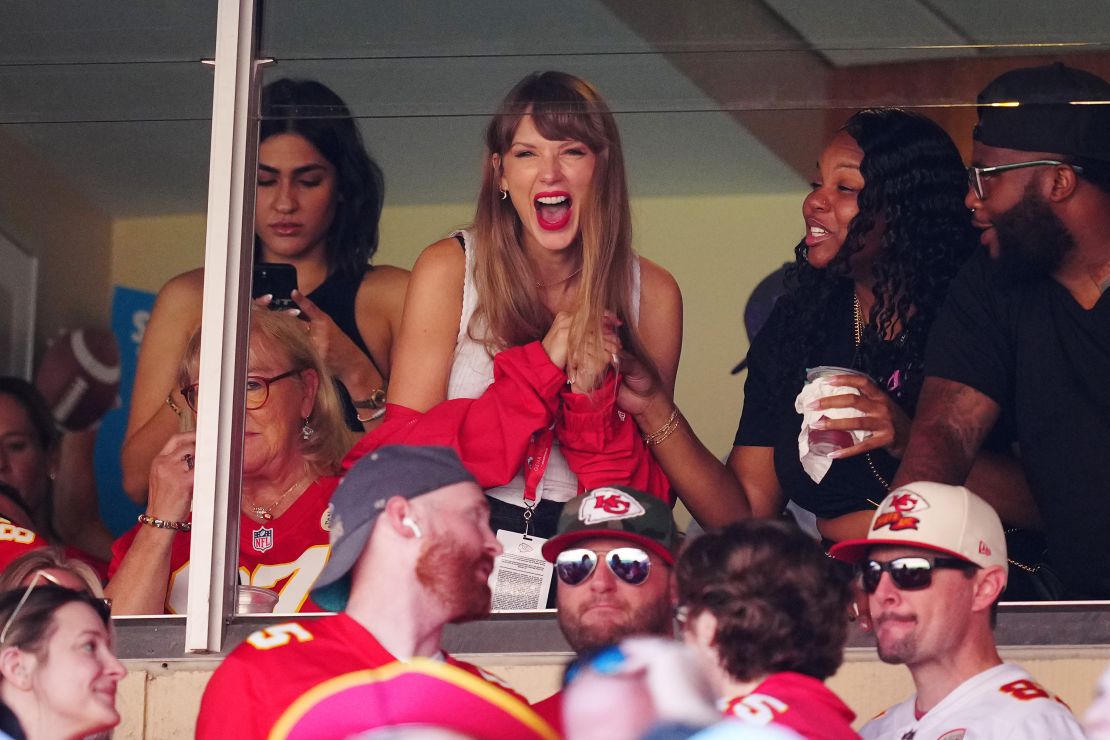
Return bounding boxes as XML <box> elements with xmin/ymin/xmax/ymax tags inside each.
<box><xmin>894</xmin><ymin>62</ymin><xmax>1110</xmax><ymax>599</ymax></box>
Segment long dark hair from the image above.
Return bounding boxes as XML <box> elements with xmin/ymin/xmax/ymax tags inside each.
<box><xmin>777</xmin><ymin>108</ymin><xmax>976</xmax><ymax>409</ymax></box>
<box><xmin>258</xmin><ymin>78</ymin><xmax>385</xmax><ymax>277</ymax></box>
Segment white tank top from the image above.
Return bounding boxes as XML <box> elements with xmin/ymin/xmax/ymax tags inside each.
<box><xmin>447</xmin><ymin>230</ymin><xmax>641</xmax><ymax>507</ymax></box>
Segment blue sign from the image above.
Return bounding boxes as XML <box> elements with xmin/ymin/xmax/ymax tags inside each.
<box><xmin>95</xmin><ymin>286</ymin><xmax>155</xmax><ymax>535</ymax></box>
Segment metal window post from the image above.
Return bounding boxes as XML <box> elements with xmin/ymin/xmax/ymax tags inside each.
<box><xmin>185</xmin><ymin>0</ymin><xmax>260</xmax><ymax>654</ymax></box>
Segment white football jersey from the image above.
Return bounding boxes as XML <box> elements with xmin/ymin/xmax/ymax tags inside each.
<box><xmin>861</xmin><ymin>663</ymin><xmax>1085</xmax><ymax>740</ymax></box>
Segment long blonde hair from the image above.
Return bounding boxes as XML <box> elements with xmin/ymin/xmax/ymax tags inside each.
<box><xmin>178</xmin><ymin>308</ymin><xmax>352</xmax><ymax>477</ymax></box>
<box><xmin>472</xmin><ymin>71</ymin><xmax>659</xmax><ymax>384</ymax></box>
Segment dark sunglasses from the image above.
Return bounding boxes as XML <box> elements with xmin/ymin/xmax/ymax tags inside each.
<box><xmin>861</xmin><ymin>556</ymin><xmax>975</xmax><ymax>594</ymax></box>
<box><xmin>554</xmin><ymin>547</ymin><xmax>652</xmax><ymax>587</ymax></box>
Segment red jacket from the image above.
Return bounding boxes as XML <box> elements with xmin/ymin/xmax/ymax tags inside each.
<box><xmin>344</xmin><ymin>341</ymin><xmax>671</xmax><ymax>503</ymax></box>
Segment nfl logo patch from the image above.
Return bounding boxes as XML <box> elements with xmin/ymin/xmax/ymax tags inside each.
<box><xmin>252</xmin><ymin>526</ymin><xmax>274</xmax><ymax>553</ymax></box>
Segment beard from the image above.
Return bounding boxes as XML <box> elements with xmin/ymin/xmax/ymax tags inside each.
<box><xmin>994</xmin><ymin>183</ymin><xmax>1077</xmax><ymax>281</ymax></box>
<box><xmin>415</xmin><ymin>534</ymin><xmax>493</xmax><ymax>624</ymax></box>
<box><xmin>874</xmin><ymin>615</ymin><xmax>918</xmax><ymax>666</ymax></box>
<box><xmin>557</xmin><ymin>592</ymin><xmax>673</xmax><ymax>653</ymax></box>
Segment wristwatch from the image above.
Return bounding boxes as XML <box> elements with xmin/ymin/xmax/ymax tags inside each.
<box><xmin>352</xmin><ymin>388</ymin><xmax>386</xmax><ymax>410</ymax></box>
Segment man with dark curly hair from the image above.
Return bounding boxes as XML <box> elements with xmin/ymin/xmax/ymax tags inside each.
<box><xmin>676</xmin><ymin>517</ymin><xmax>858</xmax><ymax>739</ymax></box>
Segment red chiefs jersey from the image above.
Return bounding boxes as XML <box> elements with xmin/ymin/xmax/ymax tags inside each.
<box><xmin>722</xmin><ymin>672</ymin><xmax>858</xmax><ymax>740</ymax></box>
<box><xmin>109</xmin><ymin>476</ymin><xmax>337</xmax><ymax>614</ymax></box>
<box><xmin>196</xmin><ymin>612</ymin><xmax>556</xmax><ymax>740</ymax></box>
<box><xmin>532</xmin><ymin>690</ymin><xmax>563</xmax><ymax>735</ymax></box>
<box><xmin>0</xmin><ymin>517</ymin><xmax>44</xmax><ymax>571</ymax></box>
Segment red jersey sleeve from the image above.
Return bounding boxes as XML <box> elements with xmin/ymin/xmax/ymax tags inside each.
<box><xmin>556</xmin><ymin>370</ymin><xmax>673</xmax><ymax>504</ymax></box>
<box><xmin>342</xmin><ymin>341</ymin><xmax>566</xmax><ymax>487</ymax></box>
<box><xmin>196</xmin><ymin>650</ymin><xmax>269</xmax><ymax>740</ymax></box>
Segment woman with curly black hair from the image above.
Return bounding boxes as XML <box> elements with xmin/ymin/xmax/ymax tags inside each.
<box><xmin>727</xmin><ymin>108</ymin><xmax>1039</xmax><ymax>542</ymax></box>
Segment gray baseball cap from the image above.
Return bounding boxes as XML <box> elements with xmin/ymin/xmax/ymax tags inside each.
<box><xmin>312</xmin><ymin>445</ymin><xmax>476</xmax><ymax>611</ymax></box>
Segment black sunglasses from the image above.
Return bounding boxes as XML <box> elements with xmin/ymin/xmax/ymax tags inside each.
<box><xmin>861</xmin><ymin>556</ymin><xmax>975</xmax><ymax>594</ymax></box>
<box><xmin>554</xmin><ymin>547</ymin><xmax>652</xmax><ymax>587</ymax></box>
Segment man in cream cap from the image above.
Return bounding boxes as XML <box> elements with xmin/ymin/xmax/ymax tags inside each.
<box><xmin>831</xmin><ymin>482</ymin><xmax>1083</xmax><ymax>739</ymax></box>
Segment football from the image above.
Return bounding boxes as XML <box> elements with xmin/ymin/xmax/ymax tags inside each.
<box><xmin>34</xmin><ymin>327</ymin><xmax>120</xmax><ymax>431</ymax></box>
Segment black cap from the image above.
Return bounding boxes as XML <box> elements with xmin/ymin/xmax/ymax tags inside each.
<box><xmin>312</xmin><ymin>445</ymin><xmax>476</xmax><ymax>611</ymax></box>
<box><xmin>974</xmin><ymin>62</ymin><xmax>1110</xmax><ymax>162</ymax></box>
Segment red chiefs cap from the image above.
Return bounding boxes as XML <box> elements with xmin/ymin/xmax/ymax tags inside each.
<box><xmin>541</xmin><ymin>487</ymin><xmax>678</xmax><ymax>565</ymax></box>
<box><xmin>829</xmin><ymin>482</ymin><xmax>1008</xmax><ymax>574</ymax></box>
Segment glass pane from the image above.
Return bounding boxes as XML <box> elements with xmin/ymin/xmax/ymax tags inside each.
<box><xmin>0</xmin><ymin>3</ymin><xmax>217</xmax><ymax>618</ymax></box>
<box><xmin>253</xmin><ymin>0</ymin><xmax>1110</xmax><ymax>618</ymax></box>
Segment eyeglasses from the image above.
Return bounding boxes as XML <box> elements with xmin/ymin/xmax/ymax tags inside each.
<box><xmin>554</xmin><ymin>547</ymin><xmax>652</xmax><ymax>587</ymax></box>
<box><xmin>967</xmin><ymin>160</ymin><xmax>1084</xmax><ymax>200</ymax></box>
<box><xmin>1</xmin><ymin>570</ymin><xmax>59</xmax><ymax>644</ymax></box>
<box><xmin>181</xmin><ymin>369</ymin><xmax>300</xmax><ymax>414</ymax></box>
<box><xmin>861</xmin><ymin>556</ymin><xmax>975</xmax><ymax>594</ymax></box>
<box><xmin>1</xmin><ymin>571</ymin><xmax>113</xmax><ymax>645</ymax></box>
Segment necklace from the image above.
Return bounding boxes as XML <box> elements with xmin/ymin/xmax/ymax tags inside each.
<box><xmin>251</xmin><ymin>474</ymin><xmax>309</xmax><ymax>521</ymax></box>
<box><xmin>535</xmin><ymin>266</ymin><xmax>582</xmax><ymax>289</ymax></box>
<box><xmin>852</xmin><ymin>291</ymin><xmax>890</xmax><ymax>497</ymax></box>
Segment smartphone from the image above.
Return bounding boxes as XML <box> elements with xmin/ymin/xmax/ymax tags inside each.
<box><xmin>252</xmin><ymin>262</ymin><xmax>298</xmax><ymax>311</ymax></box>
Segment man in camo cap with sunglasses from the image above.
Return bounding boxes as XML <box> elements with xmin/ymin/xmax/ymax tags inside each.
<box><xmin>831</xmin><ymin>481</ymin><xmax>1083</xmax><ymax>739</ymax></box>
<box><xmin>531</xmin><ymin>486</ymin><xmax>678</xmax><ymax>732</ymax></box>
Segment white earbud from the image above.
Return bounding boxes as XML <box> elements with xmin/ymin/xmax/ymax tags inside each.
<box><xmin>401</xmin><ymin>516</ymin><xmax>423</xmax><ymax>538</ymax></box>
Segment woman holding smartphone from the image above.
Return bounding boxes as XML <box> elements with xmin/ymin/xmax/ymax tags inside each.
<box><xmin>121</xmin><ymin>78</ymin><xmax>407</xmax><ymax>503</ymax></box>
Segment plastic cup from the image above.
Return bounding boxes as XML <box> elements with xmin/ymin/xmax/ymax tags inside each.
<box><xmin>804</xmin><ymin>366</ymin><xmax>870</xmax><ymax>457</ymax></box>
<box><xmin>237</xmin><ymin>585</ymin><xmax>279</xmax><ymax>614</ymax></box>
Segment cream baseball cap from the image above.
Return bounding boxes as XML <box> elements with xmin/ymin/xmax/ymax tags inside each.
<box><xmin>829</xmin><ymin>482</ymin><xmax>1008</xmax><ymax>574</ymax></box>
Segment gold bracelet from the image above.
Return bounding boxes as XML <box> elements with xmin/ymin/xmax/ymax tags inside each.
<box><xmin>165</xmin><ymin>394</ymin><xmax>183</xmax><ymax>417</ymax></box>
<box><xmin>356</xmin><ymin>407</ymin><xmax>387</xmax><ymax>424</ymax></box>
<box><xmin>351</xmin><ymin>388</ymin><xmax>386</xmax><ymax>410</ymax></box>
<box><xmin>643</xmin><ymin>406</ymin><xmax>681</xmax><ymax>446</ymax></box>
<box><xmin>137</xmin><ymin>513</ymin><xmax>191</xmax><ymax>532</ymax></box>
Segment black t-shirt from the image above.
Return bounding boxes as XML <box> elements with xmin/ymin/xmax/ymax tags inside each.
<box><xmin>734</xmin><ymin>281</ymin><xmax>902</xmax><ymax>518</ymax></box>
<box><xmin>926</xmin><ymin>251</ymin><xmax>1110</xmax><ymax>597</ymax></box>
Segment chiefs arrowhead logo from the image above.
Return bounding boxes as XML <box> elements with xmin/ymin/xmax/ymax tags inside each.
<box><xmin>872</xmin><ymin>491</ymin><xmax>931</xmax><ymax>532</ymax></box>
<box><xmin>579</xmin><ymin>488</ymin><xmax>645</xmax><ymax>525</ymax></box>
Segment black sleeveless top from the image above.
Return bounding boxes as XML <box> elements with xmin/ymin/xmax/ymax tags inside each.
<box><xmin>307</xmin><ymin>266</ymin><xmax>385</xmax><ymax>430</ymax></box>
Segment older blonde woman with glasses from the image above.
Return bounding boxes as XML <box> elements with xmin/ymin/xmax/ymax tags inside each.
<box><xmin>0</xmin><ymin>574</ymin><xmax>125</xmax><ymax>740</ymax></box>
<box><xmin>105</xmin><ymin>309</ymin><xmax>354</xmax><ymax>615</ymax></box>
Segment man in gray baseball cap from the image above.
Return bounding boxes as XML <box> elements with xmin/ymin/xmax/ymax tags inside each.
<box><xmin>197</xmin><ymin>446</ymin><xmax>556</xmax><ymax>739</ymax></box>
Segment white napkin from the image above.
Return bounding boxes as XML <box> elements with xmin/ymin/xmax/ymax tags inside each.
<box><xmin>794</xmin><ymin>377</ymin><xmax>870</xmax><ymax>483</ymax></box>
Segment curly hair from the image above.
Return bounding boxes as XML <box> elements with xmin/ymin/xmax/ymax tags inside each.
<box><xmin>775</xmin><ymin>109</ymin><xmax>977</xmax><ymax>411</ymax></box>
<box><xmin>675</xmin><ymin>519</ymin><xmax>853</xmax><ymax>682</ymax></box>
<box><xmin>258</xmin><ymin>78</ymin><xmax>385</xmax><ymax>277</ymax></box>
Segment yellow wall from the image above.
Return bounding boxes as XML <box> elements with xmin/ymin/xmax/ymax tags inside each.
<box><xmin>0</xmin><ymin>130</ymin><xmax>113</xmax><ymax>355</ymax></box>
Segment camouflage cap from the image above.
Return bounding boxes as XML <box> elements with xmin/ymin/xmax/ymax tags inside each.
<box><xmin>541</xmin><ymin>486</ymin><xmax>678</xmax><ymax>565</ymax></box>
